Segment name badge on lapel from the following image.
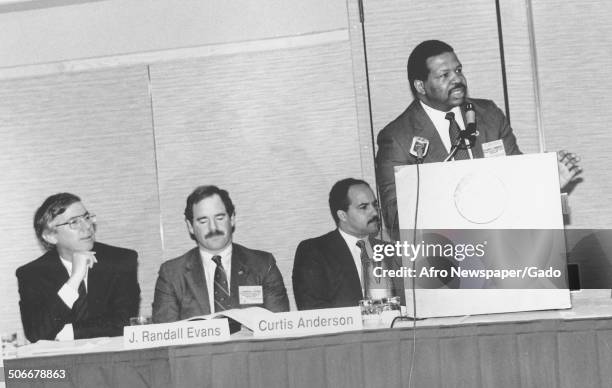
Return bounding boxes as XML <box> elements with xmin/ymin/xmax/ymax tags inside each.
<box><xmin>482</xmin><ymin>139</ymin><xmax>506</xmax><ymax>158</ymax></box>
<box><xmin>239</xmin><ymin>286</ymin><xmax>263</xmax><ymax>305</ymax></box>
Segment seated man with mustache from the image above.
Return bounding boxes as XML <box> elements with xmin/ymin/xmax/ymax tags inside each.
<box><xmin>152</xmin><ymin>185</ymin><xmax>289</xmax><ymax>323</ymax></box>
<box><xmin>376</xmin><ymin>40</ymin><xmax>583</xmax><ymax>238</ymax></box>
<box><xmin>292</xmin><ymin>178</ymin><xmax>403</xmax><ymax>310</ymax></box>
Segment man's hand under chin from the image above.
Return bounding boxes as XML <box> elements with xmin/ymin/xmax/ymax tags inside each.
<box><xmin>66</xmin><ymin>251</ymin><xmax>97</xmax><ymax>289</ymax></box>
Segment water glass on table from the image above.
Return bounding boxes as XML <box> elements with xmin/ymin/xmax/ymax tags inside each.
<box><xmin>359</xmin><ymin>298</ymin><xmax>381</xmax><ymax>328</ymax></box>
<box><xmin>129</xmin><ymin>316</ymin><xmax>152</xmax><ymax>326</ymax></box>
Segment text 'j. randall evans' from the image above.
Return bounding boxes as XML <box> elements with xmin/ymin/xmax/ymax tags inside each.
<box><xmin>137</xmin><ymin>326</ymin><xmax>222</xmax><ymax>342</ymax></box>
<box><xmin>124</xmin><ymin>319</ymin><xmax>230</xmax><ymax>349</ymax></box>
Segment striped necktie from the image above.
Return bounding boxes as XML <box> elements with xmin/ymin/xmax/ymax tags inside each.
<box><xmin>445</xmin><ymin>111</ymin><xmax>470</xmax><ymax>160</ymax></box>
<box><xmin>212</xmin><ymin>255</ymin><xmax>232</xmax><ymax>312</ymax></box>
<box><xmin>357</xmin><ymin>240</ymin><xmax>381</xmax><ymax>298</ymax></box>
<box><xmin>357</xmin><ymin>240</ymin><xmax>393</xmax><ymax>300</ymax></box>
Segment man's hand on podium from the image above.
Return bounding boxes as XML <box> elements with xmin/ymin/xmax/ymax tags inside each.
<box><xmin>557</xmin><ymin>150</ymin><xmax>582</xmax><ymax>193</ymax></box>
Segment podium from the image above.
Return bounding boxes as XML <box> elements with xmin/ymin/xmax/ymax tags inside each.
<box><xmin>394</xmin><ymin>153</ymin><xmax>571</xmax><ymax>318</ymax></box>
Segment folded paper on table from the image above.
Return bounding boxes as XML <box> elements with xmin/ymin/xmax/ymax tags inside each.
<box><xmin>185</xmin><ymin>306</ymin><xmax>275</xmax><ymax>332</ymax></box>
<box><xmin>16</xmin><ymin>337</ymin><xmax>112</xmax><ymax>357</ymax></box>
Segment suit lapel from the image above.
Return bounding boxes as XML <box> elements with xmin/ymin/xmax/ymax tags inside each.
<box><xmin>330</xmin><ymin>230</ymin><xmax>363</xmax><ymax>298</ymax></box>
<box><xmin>408</xmin><ymin>101</ymin><xmax>449</xmax><ymax>162</ymax></box>
<box><xmin>86</xmin><ymin>242</ymin><xmax>108</xmax><ymax>311</ymax></box>
<box><xmin>184</xmin><ymin>248</ymin><xmax>211</xmax><ymax>315</ymax></box>
<box><xmin>45</xmin><ymin>250</ymin><xmax>70</xmax><ymax>292</ymax></box>
<box><xmin>230</xmin><ymin>244</ymin><xmax>250</xmax><ymax>308</ymax></box>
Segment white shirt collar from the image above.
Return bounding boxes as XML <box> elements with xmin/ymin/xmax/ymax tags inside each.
<box><xmin>338</xmin><ymin>228</ymin><xmax>371</xmax><ymax>285</ymax></box>
<box><xmin>338</xmin><ymin>227</ymin><xmax>363</xmax><ymax>249</ymax></box>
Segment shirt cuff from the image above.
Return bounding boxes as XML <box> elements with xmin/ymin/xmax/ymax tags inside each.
<box><xmin>55</xmin><ymin>324</ymin><xmax>74</xmax><ymax>341</ymax></box>
<box><xmin>58</xmin><ymin>283</ymin><xmax>79</xmax><ymax>308</ymax></box>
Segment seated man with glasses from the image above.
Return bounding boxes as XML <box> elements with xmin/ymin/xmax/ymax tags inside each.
<box><xmin>16</xmin><ymin>193</ymin><xmax>141</xmax><ymax>342</ymax></box>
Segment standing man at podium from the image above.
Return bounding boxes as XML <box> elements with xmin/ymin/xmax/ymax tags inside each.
<box><xmin>376</xmin><ymin>40</ymin><xmax>582</xmax><ymax>236</ymax></box>
<box><xmin>292</xmin><ymin>178</ymin><xmax>401</xmax><ymax>310</ymax></box>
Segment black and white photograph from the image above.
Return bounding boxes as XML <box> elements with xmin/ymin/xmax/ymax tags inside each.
<box><xmin>1</xmin><ymin>1</ymin><xmax>611</xmax><ymax>387</ymax></box>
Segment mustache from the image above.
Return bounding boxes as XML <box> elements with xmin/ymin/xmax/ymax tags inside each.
<box><xmin>205</xmin><ymin>229</ymin><xmax>225</xmax><ymax>239</ymax></box>
<box><xmin>368</xmin><ymin>216</ymin><xmax>380</xmax><ymax>225</ymax></box>
<box><xmin>449</xmin><ymin>83</ymin><xmax>466</xmax><ymax>95</ymax></box>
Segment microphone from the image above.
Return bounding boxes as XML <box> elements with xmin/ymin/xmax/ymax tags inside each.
<box><xmin>465</xmin><ymin>103</ymin><xmax>476</xmax><ymax>132</ymax></box>
<box><xmin>463</xmin><ymin>103</ymin><xmax>478</xmax><ymax>147</ymax></box>
<box><xmin>409</xmin><ymin>136</ymin><xmax>429</xmax><ymax>161</ymax></box>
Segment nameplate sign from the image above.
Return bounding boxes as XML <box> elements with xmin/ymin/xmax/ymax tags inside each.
<box><xmin>124</xmin><ymin>319</ymin><xmax>230</xmax><ymax>349</ymax></box>
<box><xmin>254</xmin><ymin>307</ymin><xmax>362</xmax><ymax>338</ymax></box>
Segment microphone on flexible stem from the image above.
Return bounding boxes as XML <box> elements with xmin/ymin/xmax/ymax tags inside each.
<box><xmin>464</xmin><ymin>103</ymin><xmax>478</xmax><ymax>146</ymax></box>
<box><xmin>409</xmin><ymin>136</ymin><xmax>429</xmax><ymax>163</ymax></box>
<box><xmin>444</xmin><ymin>131</ymin><xmax>463</xmax><ymax>162</ymax></box>
<box><xmin>444</xmin><ymin>141</ymin><xmax>460</xmax><ymax>162</ymax></box>
<box><xmin>445</xmin><ymin>103</ymin><xmax>477</xmax><ymax>162</ymax></box>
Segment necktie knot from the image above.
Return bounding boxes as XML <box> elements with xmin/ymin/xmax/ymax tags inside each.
<box><xmin>211</xmin><ymin>255</ymin><xmax>222</xmax><ymax>267</ymax></box>
<box><xmin>445</xmin><ymin>111</ymin><xmax>455</xmax><ymax>121</ymax></box>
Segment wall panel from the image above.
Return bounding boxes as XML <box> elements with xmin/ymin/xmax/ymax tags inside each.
<box><xmin>529</xmin><ymin>1</ymin><xmax>612</xmax><ymax>287</ymax></box>
<box><xmin>498</xmin><ymin>0</ymin><xmax>541</xmax><ymax>153</ymax></box>
<box><xmin>149</xmin><ymin>39</ymin><xmax>365</xmax><ymax>308</ymax></box>
<box><xmin>0</xmin><ymin>0</ymin><xmax>347</xmax><ymax>68</ymax></box>
<box><xmin>0</xmin><ymin>66</ymin><xmax>161</xmax><ymax>333</ymax></box>
<box><xmin>530</xmin><ymin>1</ymin><xmax>612</xmax><ymax>229</ymax></box>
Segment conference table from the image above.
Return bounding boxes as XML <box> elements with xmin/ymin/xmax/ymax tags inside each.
<box><xmin>4</xmin><ymin>290</ymin><xmax>612</xmax><ymax>388</ymax></box>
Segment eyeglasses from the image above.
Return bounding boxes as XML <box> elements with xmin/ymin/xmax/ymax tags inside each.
<box><xmin>54</xmin><ymin>213</ymin><xmax>97</xmax><ymax>230</ymax></box>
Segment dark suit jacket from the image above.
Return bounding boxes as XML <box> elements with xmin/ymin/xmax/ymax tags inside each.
<box><xmin>16</xmin><ymin>242</ymin><xmax>140</xmax><ymax>342</ymax></box>
<box><xmin>292</xmin><ymin>229</ymin><xmax>404</xmax><ymax>310</ymax></box>
<box><xmin>152</xmin><ymin>243</ymin><xmax>289</xmax><ymax>323</ymax></box>
<box><xmin>376</xmin><ymin>98</ymin><xmax>522</xmax><ymax>234</ymax></box>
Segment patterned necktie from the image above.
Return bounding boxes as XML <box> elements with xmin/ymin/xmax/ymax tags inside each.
<box><xmin>445</xmin><ymin>111</ymin><xmax>470</xmax><ymax>160</ymax></box>
<box><xmin>212</xmin><ymin>255</ymin><xmax>232</xmax><ymax>312</ymax></box>
<box><xmin>72</xmin><ymin>281</ymin><xmax>88</xmax><ymax>322</ymax></box>
<box><xmin>357</xmin><ymin>240</ymin><xmax>378</xmax><ymax>298</ymax></box>
<box><xmin>357</xmin><ymin>240</ymin><xmax>393</xmax><ymax>300</ymax></box>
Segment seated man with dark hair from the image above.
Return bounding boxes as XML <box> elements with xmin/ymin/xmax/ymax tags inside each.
<box><xmin>152</xmin><ymin>185</ymin><xmax>289</xmax><ymax>323</ymax></box>
<box><xmin>292</xmin><ymin>178</ymin><xmax>403</xmax><ymax>310</ymax></box>
<box><xmin>16</xmin><ymin>193</ymin><xmax>140</xmax><ymax>342</ymax></box>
